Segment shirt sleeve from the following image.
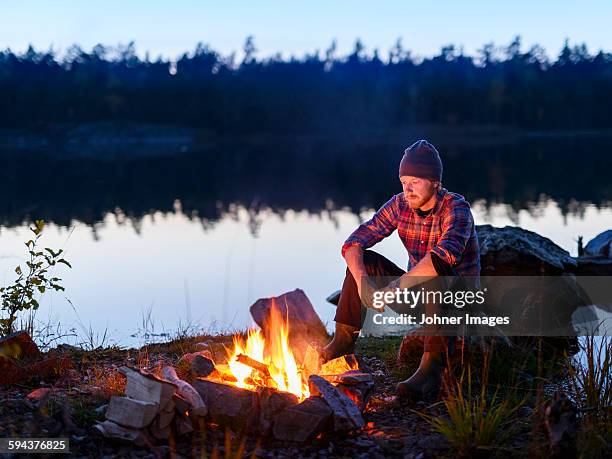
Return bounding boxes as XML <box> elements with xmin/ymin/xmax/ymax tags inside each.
<box><xmin>430</xmin><ymin>199</ymin><xmax>474</xmax><ymax>267</ymax></box>
<box><xmin>341</xmin><ymin>194</ymin><xmax>401</xmax><ymax>257</ymax></box>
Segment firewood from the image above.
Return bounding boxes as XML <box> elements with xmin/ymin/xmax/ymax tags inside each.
<box><xmin>308</xmin><ymin>375</ymin><xmax>364</xmax><ymax>431</ymax></box>
<box><xmin>273</xmin><ymin>396</ymin><xmax>332</xmax><ymax>442</ymax></box>
<box><xmin>148</xmin><ymin>416</ymin><xmax>171</xmax><ymax>440</ymax></box>
<box><xmin>236</xmin><ymin>353</ymin><xmax>271</xmax><ymax>378</ymax></box>
<box><xmin>106</xmin><ymin>396</ymin><xmax>159</xmax><ymax>429</ymax></box>
<box><xmin>319</xmin><ymin>370</ymin><xmax>373</xmax><ymax>385</ymax></box>
<box><xmin>94</xmin><ymin>420</ymin><xmax>150</xmax><ymax>446</ymax></box>
<box><xmin>161</xmin><ymin>366</ymin><xmax>207</xmax><ymax>416</ymax></box>
<box><xmin>320</xmin><ymin>354</ymin><xmax>360</xmax><ymax>375</ymax></box>
<box><xmin>301</xmin><ymin>344</ymin><xmax>321</xmax><ymax>377</ymax></box>
<box><xmin>158</xmin><ymin>399</ymin><xmax>175</xmax><ymax>429</ymax></box>
<box><xmin>118</xmin><ymin>366</ymin><xmax>176</xmax><ymax>407</ymax></box>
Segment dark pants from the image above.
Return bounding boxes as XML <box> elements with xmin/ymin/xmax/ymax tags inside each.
<box><xmin>334</xmin><ymin>250</ymin><xmax>457</xmax><ymax>353</ymax></box>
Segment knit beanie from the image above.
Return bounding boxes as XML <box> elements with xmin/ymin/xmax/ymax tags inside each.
<box><xmin>399</xmin><ymin>139</ymin><xmax>443</xmax><ymax>181</ymax></box>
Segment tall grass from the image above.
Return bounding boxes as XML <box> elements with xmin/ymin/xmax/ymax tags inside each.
<box><xmin>417</xmin><ymin>350</ymin><xmax>525</xmax><ymax>457</ymax></box>
<box><xmin>566</xmin><ymin>335</ymin><xmax>612</xmax><ymax>457</ymax></box>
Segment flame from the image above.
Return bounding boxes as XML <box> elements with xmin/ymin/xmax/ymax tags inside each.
<box><xmin>206</xmin><ymin>299</ymin><xmax>360</xmax><ymax>401</ymax></box>
<box><xmin>221</xmin><ymin>299</ymin><xmax>310</xmax><ymax>400</ymax></box>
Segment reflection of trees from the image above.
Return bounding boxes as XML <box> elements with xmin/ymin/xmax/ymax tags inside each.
<box><xmin>0</xmin><ymin>137</ymin><xmax>609</xmax><ymax>234</ymax></box>
<box><xmin>1</xmin><ymin>37</ymin><xmax>612</xmax><ymax>131</ymax></box>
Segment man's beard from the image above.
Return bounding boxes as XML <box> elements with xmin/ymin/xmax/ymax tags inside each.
<box><xmin>407</xmin><ymin>192</ymin><xmax>434</xmax><ymax>209</ymax></box>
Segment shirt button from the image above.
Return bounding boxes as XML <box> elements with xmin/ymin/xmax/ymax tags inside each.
<box><xmin>421</xmin><ymin>240</ymin><xmax>424</xmax><ymax>244</ymax></box>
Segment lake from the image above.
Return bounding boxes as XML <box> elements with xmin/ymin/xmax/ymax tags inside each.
<box><xmin>0</xmin><ymin>135</ymin><xmax>610</xmax><ymax>348</ymax></box>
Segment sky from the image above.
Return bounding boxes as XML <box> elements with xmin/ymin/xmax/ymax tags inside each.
<box><xmin>2</xmin><ymin>1</ymin><xmax>610</xmax><ymax>61</ymax></box>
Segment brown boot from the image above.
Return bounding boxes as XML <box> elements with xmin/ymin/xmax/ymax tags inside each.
<box><xmin>319</xmin><ymin>323</ymin><xmax>360</xmax><ymax>363</ymax></box>
<box><xmin>396</xmin><ymin>351</ymin><xmax>446</xmax><ymax>399</ymax></box>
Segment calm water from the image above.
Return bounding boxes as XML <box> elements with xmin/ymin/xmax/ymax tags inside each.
<box><xmin>0</xmin><ymin>136</ymin><xmax>611</xmax><ymax>348</ymax></box>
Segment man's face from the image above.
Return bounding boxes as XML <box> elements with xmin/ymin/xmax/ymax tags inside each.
<box><xmin>400</xmin><ymin>176</ymin><xmax>437</xmax><ymax>210</ymax></box>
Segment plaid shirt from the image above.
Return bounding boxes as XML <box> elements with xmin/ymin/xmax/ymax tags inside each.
<box><xmin>342</xmin><ymin>187</ymin><xmax>481</xmax><ymax>277</ymax></box>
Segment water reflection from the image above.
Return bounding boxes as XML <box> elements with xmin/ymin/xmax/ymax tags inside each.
<box><xmin>0</xmin><ymin>137</ymin><xmax>610</xmax><ymax>233</ymax></box>
<box><xmin>1</xmin><ymin>201</ymin><xmax>611</xmax><ymax>348</ymax></box>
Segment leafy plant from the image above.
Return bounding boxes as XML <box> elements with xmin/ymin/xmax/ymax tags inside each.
<box><xmin>0</xmin><ymin>220</ymin><xmax>71</xmax><ymax>336</ymax></box>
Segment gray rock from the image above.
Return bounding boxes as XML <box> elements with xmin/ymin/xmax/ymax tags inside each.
<box><xmin>584</xmin><ymin>229</ymin><xmax>612</xmax><ymax>258</ymax></box>
<box><xmin>477</xmin><ymin>225</ymin><xmax>577</xmax><ymax>275</ymax></box>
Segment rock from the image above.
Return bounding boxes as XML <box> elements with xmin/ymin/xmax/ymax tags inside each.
<box><xmin>308</xmin><ymin>375</ymin><xmax>364</xmax><ymax>431</ymax></box>
<box><xmin>105</xmin><ymin>396</ymin><xmax>159</xmax><ymax>429</ymax></box>
<box><xmin>272</xmin><ymin>396</ymin><xmax>332</xmax><ymax>442</ymax></box>
<box><xmin>28</xmin><ymin>356</ymin><xmax>74</xmax><ymax>380</ymax></box>
<box><xmin>25</xmin><ymin>387</ymin><xmax>53</xmax><ymax>409</ymax></box>
<box><xmin>118</xmin><ymin>366</ymin><xmax>176</xmax><ymax>407</ymax></box>
<box><xmin>326</xmin><ymin>290</ymin><xmax>341</xmax><ymax>306</ymax></box>
<box><xmin>336</xmin><ymin>381</ymin><xmax>374</xmax><ymax>412</ymax></box>
<box><xmin>193</xmin><ymin>379</ymin><xmax>258</xmax><ymax>431</ymax></box>
<box><xmin>257</xmin><ymin>387</ymin><xmax>299</xmax><ymax>436</ymax></box>
<box><xmin>191</xmin><ymin>354</ymin><xmax>215</xmax><ymax>378</ymax></box>
<box><xmin>160</xmin><ymin>366</ymin><xmax>207</xmax><ymax>416</ymax></box>
<box><xmin>584</xmin><ymin>230</ymin><xmax>612</xmax><ymax>258</ymax></box>
<box><xmin>0</xmin><ymin>330</ymin><xmax>40</xmax><ymax>359</ymax></box>
<box><xmin>476</xmin><ymin>225</ymin><xmax>577</xmax><ymax>275</ymax></box>
<box><xmin>0</xmin><ymin>355</ymin><xmax>28</xmax><ymax>385</ymax></box>
<box><xmin>250</xmin><ymin>289</ymin><xmax>329</xmax><ymax>361</ymax></box>
<box><xmin>576</xmin><ymin>256</ymin><xmax>612</xmax><ymax>275</ymax></box>
<box><xmin>176</xmin><ymin>351</ymin><xmax>215</xmax><ymax>380</ymax></box>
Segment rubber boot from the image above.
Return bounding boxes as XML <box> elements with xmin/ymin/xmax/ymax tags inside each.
<box><xmin>396</xmin><ymin>351</ymin><xmax>446</xmax><ymax>399</ymax></box>
<box><xmin>319</xmin><ymin>323</ymin><xmax>360</xmax><ymax>364</ymax></box>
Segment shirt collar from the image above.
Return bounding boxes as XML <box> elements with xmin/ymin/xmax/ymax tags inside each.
<box><xmin>412</xmin><ymin>187</ymin><xmax>446</xmax><ymax>219</ymax></box>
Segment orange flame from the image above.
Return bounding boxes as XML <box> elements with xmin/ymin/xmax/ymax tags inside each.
<box><xmin>223</xmin><ymin>299</ymin><xmax>310</xmax><ymax>400</ymax></box>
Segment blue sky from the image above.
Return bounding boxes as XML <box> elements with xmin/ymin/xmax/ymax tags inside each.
<box><xmin>2</xmin><ymin>1</ymin><xmax>610</xmax><ymax>60</ymax></box>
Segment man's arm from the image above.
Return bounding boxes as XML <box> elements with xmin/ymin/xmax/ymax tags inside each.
<box><xmin>341</xmin><ymin>195</ymin><xmax>401</xmax><ymax>298</ymax></box>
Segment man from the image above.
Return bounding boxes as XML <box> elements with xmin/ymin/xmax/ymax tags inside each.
<box><xmin>321</xmin><ymin>139</ymin><xmax>480</xmax><ymax>398</ymax></box>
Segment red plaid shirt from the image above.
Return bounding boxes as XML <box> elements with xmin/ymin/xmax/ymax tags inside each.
<box><xmin>342</xmin><ymin>187</ymin><xmax>481</xmax><ymax>277</ymax></box>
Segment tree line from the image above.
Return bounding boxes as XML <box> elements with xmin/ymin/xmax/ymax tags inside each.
<box><xmin>1</xmin><ymin>36</ymin><xmax>611</xmax><ymax>132</ymax></box>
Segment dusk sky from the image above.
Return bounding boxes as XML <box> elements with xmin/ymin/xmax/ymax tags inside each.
<box><xmin>2</xmin><ymin>1</ymin><xmax>610</xmax><ymax>60</ymax></box>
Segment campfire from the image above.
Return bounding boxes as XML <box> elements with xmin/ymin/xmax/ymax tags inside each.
<box><xmin>206</xmin><ymin>298</ymin><xmax>358</xmax><ymax>401</ymax></box>
<box><xmin>96</xmin><ymin>289</ymin><xmax>373</xmax><ymax>444</ymax></box>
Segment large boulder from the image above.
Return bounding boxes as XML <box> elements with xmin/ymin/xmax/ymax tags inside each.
<box><xmin>583</xmin><ymin>230</ymin><xmax>612</xmax><ymax>258</ymax></box>
<box><xmin>476</xmin><ymin>225</ymin><xmax>577</xmax><ymax>275</ymax></box>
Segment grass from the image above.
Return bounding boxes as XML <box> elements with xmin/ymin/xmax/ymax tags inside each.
<box><xmin>566</xmin><ymin>335</ymin><xmax>612</xmax><ymax>458</ymax></box>
<box><xmin>416</xmin><ymin>349</ymin><xmax>526</xmax><ymax>457</ymax></box>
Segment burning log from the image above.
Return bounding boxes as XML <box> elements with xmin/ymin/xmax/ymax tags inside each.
<box><xmin>272</xmin><ymin>396</ymin><xmax>332</xmax><ymax>442</ymax></box>
<box><xmin>320</xmin><ymin>354</ymin><xmax>360</xmax><ymax>375</ymax></box>
<box><xmin>308</xmin><ymin>375</ymin><xmax>365</xmax><ymax>431</ymax></box>
<box><xmin>193</xmin><ymin>379</ymin><xmax>258</xmax><ymax>431</ymax></box>
<box><xmin>319</xmin><ymin>370</ymin><xmax>373</xmax><ymax>385</ymax></box>
<box><xmin>301</xmin><ymin>344</ymin><xmax>321</xmax><ymax>377</ymax></box>
<box><xmin>161</xmin><ymin>366</ymin><xmax>207</xmax><ymax>416</ymax></box>
<box><xmin>105</xmin><ymin>396</ymin><xmax>159</xmax><ymax>429</ymax></box>
<box><xmin>236</xmin><ymin>353</ymin><xmax>272</xmax><ymax>378</ymax></box>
